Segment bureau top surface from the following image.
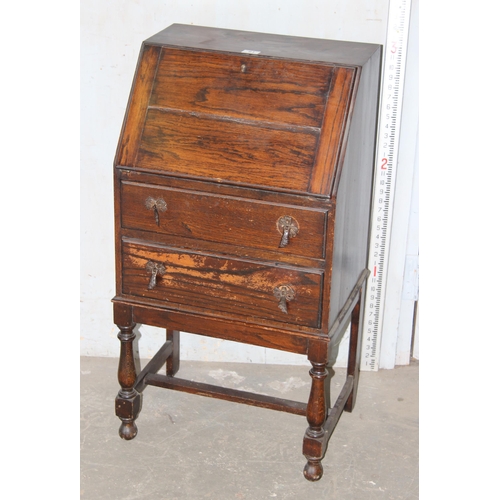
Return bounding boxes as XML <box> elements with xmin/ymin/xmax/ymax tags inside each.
<box><xmin>146</xmin><ymin>24</ymin><xmax>380</xmax><ymax>66</ymax></box>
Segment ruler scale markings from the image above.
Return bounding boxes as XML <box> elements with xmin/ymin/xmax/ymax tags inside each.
<box><xmin>360</xmin><ymin>0</ymin><xmax>412</xmax><ymax>371</ymax></box>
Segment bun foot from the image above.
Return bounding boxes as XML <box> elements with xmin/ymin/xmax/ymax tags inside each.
<box><xmin>119</xmin><ymin>420</ymin><xmax>138</xmax><ymax>440</ymax></box>
<box><xmin>303</xmin><ymin>459</ymin><xmax>323</xmax><ymax>482</ymax></box>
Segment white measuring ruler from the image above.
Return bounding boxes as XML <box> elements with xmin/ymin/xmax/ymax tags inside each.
<box><xmin>360</xmin><ymin>0</ymin><xmax>413</xmax><ymax>371</ymax></box>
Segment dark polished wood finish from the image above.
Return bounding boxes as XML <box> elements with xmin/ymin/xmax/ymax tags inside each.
<box><xmin>112</xmin><ymin>24</ymin><xmax>381</xmax><ymax>481</ymax></box>
<box><xmin>114</xmin><ymin>303</ymin><xmax>142</xmax><ymax>440</ymax></box>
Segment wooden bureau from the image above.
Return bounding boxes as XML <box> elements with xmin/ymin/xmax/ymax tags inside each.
<box><xmin>112</xmin><ymin>24</ymin><xmax>381</xmax><ymax>481</ymax></box>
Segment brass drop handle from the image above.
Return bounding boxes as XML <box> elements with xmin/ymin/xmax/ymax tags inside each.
<box><xmin>277</xmin><ymin>216</ymin><xmax>299</xmax><ymax>248</ymax></box>
<box><xmin>145</xmin><ymin>261</ymin><xmax>165</xmax><ymax>290</ymax></box>
<box><xmin>145</xmin><ymin>197</ymin><xmax>167</xmax><ymax>226</ymax></box>
<box><xmin>273</xmin><ymin>284</ymin><xmax>296</xmax><ymax>314</ymax></box>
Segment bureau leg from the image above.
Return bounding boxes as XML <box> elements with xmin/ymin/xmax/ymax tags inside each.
<box><xmin>345</xmin><ymin>290</ymin><xmax>363</xmax><ymax>413</ymax></box>
<box><xmin>302</xmin><ymin>357</ymin><xmax>328</xmax><ymax>482</ymax></box>
<box><xmin>115</xmin><ymin>323</ymin><xmax>142</xmax><ymax>440</ymax></box>
<box><xmin>166</xmin><ymin>329</ymin><xmax>180</xmax><ymax>376</ymax></box>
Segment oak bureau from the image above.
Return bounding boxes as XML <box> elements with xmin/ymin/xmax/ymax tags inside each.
<box><xmin>112</xmin><ymin>24</ymin><xmax>381</xmax><ymax>481</ymax></box>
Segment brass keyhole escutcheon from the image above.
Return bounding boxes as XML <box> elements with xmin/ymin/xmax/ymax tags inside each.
<box><xmin>277</xmin><ymin>216</ymin><xmax>299</xmax><ymax>248</ymax></box>
<box><xmin>273</xmin><ymin>284</ymin><xmax>296</xmax><ymax>314</ymax></box>
<box><xmin>145</xmin><ymin>197</ymin><xmax>167</xmax><ymax>226</ymax></box>
<box><xmin>145</xmin><ymin>261</ymin><xmax>166</xmax><ymax>290</ymax></box>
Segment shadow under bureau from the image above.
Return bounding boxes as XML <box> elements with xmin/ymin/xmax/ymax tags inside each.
<box><xmin>112</xmin><ymin>24</ymin><xmax>381</xmax><ymax>481</ymax></box>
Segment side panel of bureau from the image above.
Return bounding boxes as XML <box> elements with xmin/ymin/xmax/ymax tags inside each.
<box><xmin>329</xmin><ymin>47</ymin><xmax>381</xmax><ymax>333</ymax></box>
<box><xmin>114</xmin><ymin>44</ymin><xmax>161</xmax><ymax>168</ymax></box>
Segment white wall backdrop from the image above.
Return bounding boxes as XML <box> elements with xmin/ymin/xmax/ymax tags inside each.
<box><xmin>81</xmin><ymin>0</ymin><xmax>417</xmax><ymax>367</ymax></box>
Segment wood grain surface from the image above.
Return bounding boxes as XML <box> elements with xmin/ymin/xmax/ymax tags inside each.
<box><xmin>134</xmin><ymin>107</ymin><xmax>319</xmax><ymax>192</ymax></box>
<box><xmin>121</xmin><ymin>240</ymin><xmax>323</xmax><ymax>328</ymax></box>
<box><xmin>150</xmin><ymin>48</ymin><xmax>332</xmax><ymax>128</ymax></box>
<box><xmin>120</xmin><ymin>180</ymin><xmax>328</xmax><ymax>259</ymax></box>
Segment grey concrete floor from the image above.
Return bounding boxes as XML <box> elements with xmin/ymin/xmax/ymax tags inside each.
<box><xmin>81</xmin><ymin>357</ymin><xmax>418</xmax><ymax>499</ymax></box>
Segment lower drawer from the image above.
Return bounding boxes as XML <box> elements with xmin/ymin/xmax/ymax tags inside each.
<box><xmin>121</xmin><ymin>240</ymin><xmax>323</xmax><ymax>328</ymax></box>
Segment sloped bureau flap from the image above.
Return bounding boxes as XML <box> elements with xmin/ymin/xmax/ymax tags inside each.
<box><xmin>115</xmin><ymin>25</ymin><xmax>365</xmax><ymax>197</ymax></box>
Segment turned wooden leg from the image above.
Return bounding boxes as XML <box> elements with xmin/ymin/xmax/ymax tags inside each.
<box><xmin>324</xmin><ymin>365</ymin><xmax>335</xmax><ymax>411</ymax></box>
<box><xmin>345</xmin><ymin>290</ymin><xmax>363</xmax><ymax>413</ymax></box>
<box><xmin>115</xmin><ymin>323</ymin><xmax>142</xmax><ymax>439</ymax></box>
<box><xmin>166</xmin><ymin>329</ymin><xmax>180</xmax><ymax>376</ymax></box>
<box><xmin>303</xmin><ymin>360</ymin><xmax>328</xmax><ymax>481</ymax></box>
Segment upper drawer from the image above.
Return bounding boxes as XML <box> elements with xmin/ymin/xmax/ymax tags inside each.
<box><xmin>149</xmin><ymin>48</ymin><xmax>333</xmax><ymax>128</ymax></box>
<box><xmin>120</xmin><ymin>181</ymin><xmax>327</xmax><ymax>260</ymax></box>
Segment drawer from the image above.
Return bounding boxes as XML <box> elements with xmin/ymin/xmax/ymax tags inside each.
<box><xmin>150</xmin><ymin>48</ymin><xmax>333</xmax><ymax>128</ymax></box>
<box><xmin>121</xmin><ymin>181</ymin><xmax>327</xmax><ymax>259</ymax></box>
<box><xmin>121</xmin><ymin>240</ymin><xmax>323</xmax><ymax>328</ymax></box>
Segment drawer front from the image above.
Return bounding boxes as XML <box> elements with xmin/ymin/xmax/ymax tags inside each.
<box><xmin>150</xmin><ymin>48</ymin><xmax>333</xmax><ymax>128</ymax></box>
<box><xmin>121</xmin><ymin>241</ymin><xmax>323</xmax><ymax>328</ymax></box>
<box><xmin>121</xmin><ymin>181</ymin><xmax>327</xmax><ymax>259</ymax></box>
